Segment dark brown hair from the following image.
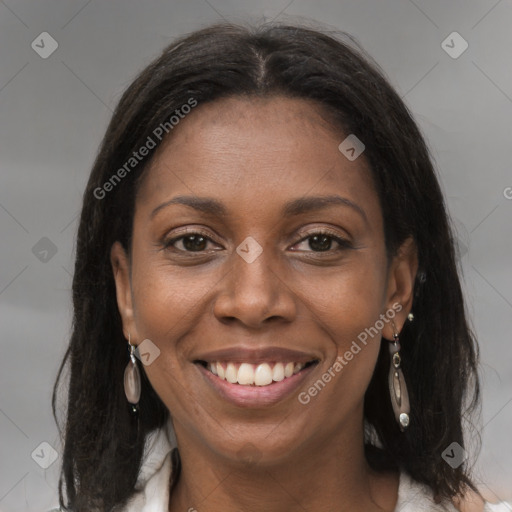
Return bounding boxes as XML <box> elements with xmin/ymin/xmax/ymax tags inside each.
<box><xmin>53</xmin><ymin>21</ymin><xmax>480</xmax><ymax>511</ymax></box>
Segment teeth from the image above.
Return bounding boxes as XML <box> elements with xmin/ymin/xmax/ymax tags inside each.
<box><xmin>272</xmin><ymin>362</ymin><xmax>285</xmax><ymax>382</ymax></box>
<box><xmin>225</xmin><ymin>362</ymin><xmax>238</xmax><ymax>384</ymax></box>
<box><xmin>293</xmin><ymin>363</ymin><xmax>305</xmax><ymax>374</ymax></box>
<box><xmin>216</xmin><ymin>362</ymin><xmax>225</xmax><ymax>379</ymax></box>
<box><xmin>237</xmin><ymin>363</ymin><xmax>254</xmax><ymax>385</ymax></box>
<box><xmin>205</xmin><ymin>361</ymin><xmax>312</xmax><ymax>386</ymax></box>
<box><xmin>254</xmin><ymin>363</ymin><xmax>273</xmax><ymax>386</ymax></box>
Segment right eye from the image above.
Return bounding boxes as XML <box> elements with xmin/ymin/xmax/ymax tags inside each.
<box><xmin>163</xmin><ymin>232</ymin><xmax>221</xmax><ymax>253</ymax></box>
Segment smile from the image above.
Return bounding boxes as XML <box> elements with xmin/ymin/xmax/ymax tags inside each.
<box><xmin>195</xmin><ymin>358</ymin><xmax>319</xmax><ymax>407</ymax></box>
<box><xmin>198</xmin><ymin>360</ymin><xmax>317</xmax><ymax>386</ymax></box>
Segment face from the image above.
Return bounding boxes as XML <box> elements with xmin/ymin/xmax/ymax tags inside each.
<box><xmin>111</xmin><ymin>96</ymin><xmax>417</xmax><ymax>466</ymax></box>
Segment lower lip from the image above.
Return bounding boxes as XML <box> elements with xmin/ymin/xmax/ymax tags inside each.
<box><xmin>196</xmin><ymin>362</ymin><xmax>318</xmax><ymax>408</ymax></box>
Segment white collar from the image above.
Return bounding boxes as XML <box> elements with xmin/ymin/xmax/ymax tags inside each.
<box><xmin>122</xmin><ymin>418</ymin><xmax>176</xmax><ymax>512</ymax></box>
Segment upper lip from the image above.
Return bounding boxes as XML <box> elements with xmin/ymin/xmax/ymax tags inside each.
<box><xmin>193</xmin><ymin>346</ymin><xmax>319</xmax><ymax>364</ymax></box>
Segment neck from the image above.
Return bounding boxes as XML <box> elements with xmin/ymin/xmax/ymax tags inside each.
<box><xmin>168</xmin><ymin>417</ymin><xmax>398</xmax><ymax>512</ymax></box>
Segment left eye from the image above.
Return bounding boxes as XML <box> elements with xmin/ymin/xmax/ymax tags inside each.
<box><xmin>293</xmin><ymin>233</ymin><xmax>351</xmax><ymax>252</ymax></box>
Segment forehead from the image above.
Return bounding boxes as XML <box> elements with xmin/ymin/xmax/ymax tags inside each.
<box><xmin>136</xmin><ymin>96</ymin><xmax>379</xmax><ymax>221</ymax></box>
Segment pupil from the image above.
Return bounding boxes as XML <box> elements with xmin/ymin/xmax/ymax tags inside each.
<box><xmin>183</xmin><ymin>235</ymin><xmax>206</xmax><ymax>251</ymax></box>
<box><xmin>309</xmin><ymin>235</ymin><xmax>331</xmax><ymax>252</ymax></box>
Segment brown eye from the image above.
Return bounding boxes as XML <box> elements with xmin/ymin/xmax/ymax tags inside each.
<box><xmin>293</xmin><ymin>231</ymin><xmax>352</xmax><ymax>253</ymax></box>
<box><xmin>164</xmin><ymin>233</ymin><xmax>217</xmax><ymax>252</ymax></box>
<box><xmin>308</xmin><ymin>234</ymin><xmax>333</xmax><ymax>252</ymax></box>
<box><xmin>181</xmin><ymin>235</ymin><xmax>208</xmax><ymax>251</ymax></box>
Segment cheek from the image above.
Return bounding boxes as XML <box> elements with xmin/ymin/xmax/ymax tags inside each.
<box><xmin>295</xmin><ymin>257</ymin><xmax>387</xmax><ymax>349</ymax></box>
<box><xmin>130</xmin><ymin>259</ymin><xmax>206</xmax><ymax>343</ymax></box>
<box><xmin>128</xmin><ymin>263</ymin><xmax>208</xmax><ymax>413</ymax></box>
<box><xmin>293</xmin><ymin>259</ymin><xmax>386</xmax><ymax>402</ymax></box>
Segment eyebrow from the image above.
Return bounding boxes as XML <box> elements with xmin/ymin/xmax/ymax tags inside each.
<box><xmin>150</xmin><ymin>194</ymin><xmax>368</xmax><ymax>224</ymax></box>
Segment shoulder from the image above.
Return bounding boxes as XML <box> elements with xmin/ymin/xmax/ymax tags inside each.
<box><xmin>397</xmin><ymin>472</ymin><xmax>512</xmax><ymax>512</ymax></box>
<box><xmin>483</xmin><ymin>504</ymin><xmax>512</xmax><ymax>512</ymax></box>
<box><xmin>46</xmin><ymin>423</ymin><xmax>177</xmax><ymax>512</ymax></box>
<box><xmin>454</xmin><ymin>497</ymin><xmax>512</xmax><ymax>512</ymax></box>
<box><xmin>451</xmin><ymin>489</ymin><xmax>486</xmax><ymax>512</ymax></box>
<box><xmin>450</xmin><ymin>486</ymin><xmax>511</xmax><ymax>512</ymax></box>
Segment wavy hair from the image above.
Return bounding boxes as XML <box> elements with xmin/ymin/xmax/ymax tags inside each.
<box><xmin>52</xmin><ymin>21</ymin><xmax>480</xmax><ymax>511</ymax></box>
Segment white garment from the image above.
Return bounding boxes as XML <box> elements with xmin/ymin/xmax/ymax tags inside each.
<box><xmin>50</xmin><ymin>421</ymin><xmax>512</xmax><ymax>512</ymax></box>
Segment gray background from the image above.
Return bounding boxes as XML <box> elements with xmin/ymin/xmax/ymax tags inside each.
<box><xmin>0</xmin><ymin>0</ymin><xmax>511</xmax><ymax>510</ymax></box>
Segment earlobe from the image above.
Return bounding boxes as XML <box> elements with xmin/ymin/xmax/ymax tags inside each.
<box><xmin>110</xmin><ymin>241</ymin><xmax>136</xmax><ymax>340</ymax></box>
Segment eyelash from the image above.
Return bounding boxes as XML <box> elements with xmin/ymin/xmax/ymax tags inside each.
<box><xmin>162</xmin><ymin>229</ymin><xmax>352</xmax><ymax>255</ymax></box>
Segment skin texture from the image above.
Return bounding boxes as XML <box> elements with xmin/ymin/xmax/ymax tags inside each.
<box><xmin>454</xmin><ymin>492</ymin><xmax>485</xmax><ymax>512</ymax></box>
<box><xmin>111</xmin><ymin>96</ymin><xmax>419</xmax><ymax>512</ymax></box>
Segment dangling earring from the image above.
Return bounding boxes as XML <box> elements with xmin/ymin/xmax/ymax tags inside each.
<box><xmin>124</xmin><ymin>334</ymin><xmax>141</xmax><ymax>414</ymax></box>
<box><xmin>388</xmin><ymin>320</ymin><xmax>410</xmax><ymax>431</ymax></box>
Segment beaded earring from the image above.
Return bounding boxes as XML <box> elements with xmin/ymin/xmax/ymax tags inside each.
<box><xmin>124</xmin><ymin>334</ymin><xmax>141</xmax><ymax>413</ymax></box>
<box><xmin>388</xmin><ymin>320</ymin><xmax>410</xmax><ymax>431</ymax></box>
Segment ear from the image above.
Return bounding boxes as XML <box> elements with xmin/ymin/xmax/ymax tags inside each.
<box><xmin>110</xmin><ymin>241</ymin><xmax>138</xmax><ymax>343</ymax></box>
<box><xmin>382</xmin><ymin>236</ymin><xmax>418</xmax><ymax>340</ymax></box>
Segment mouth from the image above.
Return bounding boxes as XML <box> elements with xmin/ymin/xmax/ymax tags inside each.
<box><xmin>194</xmin><ymin>357</ymin><xmax>320</xmax><ymax>407</ymax></box>
<box><xmin>195</xmin><ymin>360</ymin><xmax>319</xmax><ymax>386</ymax></box>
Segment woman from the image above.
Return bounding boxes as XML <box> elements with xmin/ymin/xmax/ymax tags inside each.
<box><xmin>51</xmin><ymin>21</ymin><xmax>510</xmax><ymax>512</ymax></box>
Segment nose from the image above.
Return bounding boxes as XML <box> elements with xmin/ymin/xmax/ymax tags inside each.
<box><xmin>212</xmin><ymin>245</ymin><xmax>297</xmax><ymax>329</ymax></box>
